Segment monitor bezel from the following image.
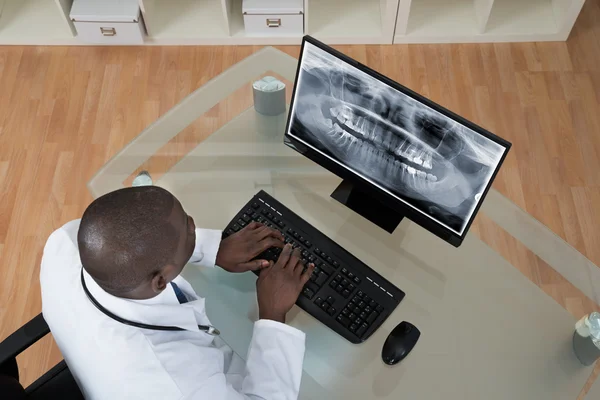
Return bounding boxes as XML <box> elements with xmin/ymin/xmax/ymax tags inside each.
<box><xmin>284</xmin><ymin>35</ymin><xmax>512</xmax><ymax>247</ymax></box>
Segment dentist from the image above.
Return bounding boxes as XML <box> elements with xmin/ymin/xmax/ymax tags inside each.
<box><xmin>41</xmin><ymin>186</ymin><xmax>314</xmax><ymax>400</ymax></box>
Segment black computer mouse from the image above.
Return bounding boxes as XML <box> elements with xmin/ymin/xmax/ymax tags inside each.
<box><xmin>381</xmin><ymin>321</ymin><xmax>420</xmax><ymax>365</ymax></box>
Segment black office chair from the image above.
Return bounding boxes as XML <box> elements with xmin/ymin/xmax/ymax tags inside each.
<box><xmin>0</xmin><ymin>313</ymin><xmax>84</xmax><ymax>399</ymax></box>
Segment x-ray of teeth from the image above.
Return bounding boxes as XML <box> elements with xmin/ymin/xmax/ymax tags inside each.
<box><xmin>287</xmin><ymin>42</ymin><xmax>507</xmax><ymax>235</ymax></box>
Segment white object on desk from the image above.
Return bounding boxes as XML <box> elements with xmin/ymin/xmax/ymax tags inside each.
<box><xmin>252</xmin><ymin>76</ymin><xmax>286</xmax><ymax>116</ymax></box>
<box><xmin>70</xmin><ymin>0</ymin><xmax>145</xmax><ymax>45</ymax></box>
<box><xmin>242</xmin><ymin>0</ymin><xmax>304</xmax><ymax>37</ymax></box>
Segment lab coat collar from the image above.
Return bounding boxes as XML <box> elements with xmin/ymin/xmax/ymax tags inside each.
<box><xmin>82</xmin><ymin>268</ymin><xmax>202</xmax><ymax>332</ymax></box>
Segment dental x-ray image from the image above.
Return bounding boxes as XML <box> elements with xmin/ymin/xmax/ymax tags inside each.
<box><xmin>287</xmin><ymin>42</ymin><xmax>507</xmax><ymax>235</ymax></box>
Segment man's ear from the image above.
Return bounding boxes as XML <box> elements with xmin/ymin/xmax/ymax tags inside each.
<box><xmin>151</xmin><ymin>272</ymin><xmax>168</xmax><ymax>294</ymax></box>
<box><xmin>150</xmin><ymin>264</ymin><xmax>179</xmax><ymax>294</ymax></box>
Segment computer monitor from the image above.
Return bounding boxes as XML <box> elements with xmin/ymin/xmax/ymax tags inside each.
<box><xmin>284</xmin><ymin>36</ymin><xmax>511</xmax><ymax>247</ymax></box>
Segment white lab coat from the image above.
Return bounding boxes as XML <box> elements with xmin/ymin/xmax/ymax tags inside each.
<box><xmin>40</xmin><ymin>220</ymin><xmax>306</xmax><ymax>400</ymax></box>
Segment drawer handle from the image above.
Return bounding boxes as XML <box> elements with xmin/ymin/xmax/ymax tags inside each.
<box><xmin>266</xmin><ymin>18</ymin><xmax>281</xmax><ymax>28</ymax></box>
<box><xmin>100</xmin><ymin>27</ymin><xmax>117</xmax><ymax>36</ymax></box>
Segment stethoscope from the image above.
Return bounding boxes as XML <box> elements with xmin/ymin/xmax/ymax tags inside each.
<box><xmin>81</xmin><ymin>269</ymin><xmax>220</xmax><ymax>336</ymax></box>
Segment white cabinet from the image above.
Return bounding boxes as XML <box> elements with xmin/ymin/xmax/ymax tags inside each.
<box><xmin>0</xmin><ymin>0</ymin><xmax>587</xmax><ymax>45</ymax></box>
<box><xmin>393</xmin><ymin>0</ymin><xmax>586</xmax><ymax>43</ymax></box>
<box><xmin>0</xmin><ymin>0</ymin><xmax>76</xmax><ymax>44</ymax></box>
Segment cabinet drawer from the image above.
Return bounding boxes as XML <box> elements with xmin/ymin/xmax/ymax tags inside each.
<box><xmin>243</xmin><ymin>14</ymin><xmax>303</xmax><ymax>37</ymax></box>
<box><xmin>73</xmin><ymin>21</ymin><xmax>144</xmax><ymax>45</ymax></box>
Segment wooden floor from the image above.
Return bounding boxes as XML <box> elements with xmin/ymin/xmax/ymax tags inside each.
<box><xmin>1</xmin><ymin>0</ymin><xmax>600</xmax><ymax>396</ymax></box>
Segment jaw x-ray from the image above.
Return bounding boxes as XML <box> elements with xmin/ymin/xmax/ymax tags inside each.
<box><xmin>287</xmin><ymin>42</ymin><xmax>507</xmax><ymax>235</ymax></box>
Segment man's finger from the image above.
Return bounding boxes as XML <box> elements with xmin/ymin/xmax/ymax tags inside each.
<box><xmin>256</xmin><ymin>237</ymin><xmax>284</xmax><ymax>254</ymax></box>
<box><xmin>245</xmin><ymin>221</ymin><xmax>262</xmax><ymax>231</ymax></box>
<box><xmin>254</xmin><ymin>226</ymin><xmax>284</xmax><ymax>241</ymax></box>
<box><xmin>300</xmin><ymin>263</ymin><xmax>314</xmax><ymax>284</ymax></box>
<box><xmin>238</xmin><ymin>259</ymin><xmax>270</xmax><ymax>272</ymax></box>
<box><xmin>286</xmin><ymin>248</ymin><xmax>302</xmax><ymax>270</ymax></box>
<box><xmin>275</xmin><ymin>244</ymin><xmax>293</xmax><ymax>268</ymax></box>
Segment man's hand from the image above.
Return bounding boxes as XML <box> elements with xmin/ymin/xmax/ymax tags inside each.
<box><xmin>216</xmin><ymin>222</ymin><xmax>285</xmax><ymax>273</ymax></box>
<box><xmin>256</xmin><ymin>244</ymin><xmax>314</xmax><ymax>323</ymax></box>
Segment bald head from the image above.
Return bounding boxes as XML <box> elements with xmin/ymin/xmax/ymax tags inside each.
<box><xmin>78</xmin><ymin>186</ymin><xmax>196</xmax><ymax>298</ymax></box>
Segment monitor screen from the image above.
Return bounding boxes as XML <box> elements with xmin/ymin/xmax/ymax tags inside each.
<box><xmin>286</xmin><ymin>39</ymin><xmax>509</xmax><ymax>237</ymax></box>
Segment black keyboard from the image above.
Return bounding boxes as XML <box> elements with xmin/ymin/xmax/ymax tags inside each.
<box><xmin>222</xmin><ymin>190</ymin><xmax>405</xmax><ymax>344</ymax></box>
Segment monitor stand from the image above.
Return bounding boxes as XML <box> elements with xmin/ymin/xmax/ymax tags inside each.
<box><xmin>330</xmin><ymin>180</ymin><xmax>404</xmax><ymax>234</ymax></box>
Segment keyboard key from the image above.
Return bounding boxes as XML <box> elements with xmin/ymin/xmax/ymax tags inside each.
<box><xmin>267</xmin><ymin>212</ymin><xmax>274</xmax><ymax>219</ymax></box>
<box><xmin>302</xmin><ymin>287</ymin><xmax>314</xmax><ymax>299</ymax></box>
<box><xmin>369</xmin><ymin>300</ymin><xmax>377</xmax><ymax>308</ymax></box>
<box><xmin>342</xmin><ymin>289</ymin><xmax>350</xmax><ymax>298</ymax></box>
<box><xmin>358</xmin><ymin>301</ymin><xmax>366</xmax><ymax>309</ymax></box>
<box><xmin>356</xmin><ymin>323</ymin><xmax>368</xmax><ymax>337</ymax></box>
<box><xmin>225</xmin><ymin>228</ymin><xmax>234</xmax><ymax>236</ymax></box>
<box><xmin>308</xmin><ymin>255</ymin><xmax>316</xmax><ymax>262</ymax></box>
<box><xmin>327</xmin><ymin>307</ymin><xmax>336</xmax><ymax>316</ymax></box>
<box><xmin>364</xmin><ymin>306</ymin><xmax>372</xmax><ymax>314</ymax></box>
<box><xmin>376</xmin><ymin>305</ymin><xmax>384</xmax><ymax>313</ymax></box>
<box><xmin>319</xmin><ymin>263</ymin><xmax>335</xmax><ymax>276</ymax></box>
<box><xmin>233</xmin><ymin>224</ymin><xmax>241</xmax><ymax>231</ymax></box>
<box><xmin>348</xmin><ymin>313</ymin><xmax>356</xmax><ymax>320</ymax></box>
<box><xmin>237</xmin><ymin>219</ymin><xmax>247</xmax><ymax>227</ymax></box>
<box><xmin>306</xmin><ymin>282</ymin><xmax>319</xmax><ymax>294</ymax></box>
<box><xmin>359</xmin><ymin>311</ymin><xmax>368</xmax><ymax>320</ymax></box>
<box><xmin>251</xmin><ymin>212</ymin><xmax>259</xmax><ymax>219</ymax></box>
<box><xmin>341</xmin><ymin>279</ymin><xmax>349</xmax><ymax>287</ymax></box>
<box><xmin>333</xmin><ymin>260</ymin><xmax>340</xmax><ymax>268</ymax></box>
<box><xmin>315</xmin><ymin>272</ymin><xmax>328</xmax><ymax>286</ymax></box>
<box><xmin>335</xmin><ymin>274</ymin><xmax>343</xmax><ymax>282</ymax></box>
<box><xmin>357</xmin><ymin>291</ymin><xmax>365</xmax><ymax>298</ymax></box>
<box><xmin>245</xmin><ymin>208</ymin><xmax>254</xmax><ymax>215</ymax></box>
<box><xmin>326</xmin><ymin>256</ymin><xmax>333</xmax><ymax>264</ymax></box>
<box><xmin>354</xmin><ymin>318</ymin><xmax>362</xmax><ymax>326</ymax></box>
<box><xmin>367</xmin><ymin>311</ymin><xmax>378</xmax><ymax>324</ymax></box>
<box><xmin>353</xmin><ymin>276</ymin><xmax>361</xmax><ymax>284</ymax></box>
<box><xmin>320</xmin><ymin>301</ymin><xmax>329</xmax><ymax>311</ymax></box>
<box><xmin>363</xmin><ymin>295</ymin><xmax>372</xmax><ymax>303</ymax></box>
<box><xmin>352</xmin><ymin>297</ymin><xmax>360</xmax><ymax>304</ymax></box>
<box><xmin>337</xmin><ymin>315</ymin><xmax>351</xmax><ymax>328</ymax></box>
<box><xmin>336</xmin><ymin>285</ymin><xmax>344</xmax><ymax>293</ymax></box>
<box><xmin>342</xmin><ymin>308</ymin><xmax>350</xmax><ymax>316</ymax></box>
<box><xmin>242</xmin><ymin>214</ymin><xmax>251</xmax><ymax>222</ymax></box>
<box><xmin>302</xmin><ymin>250</ymin><xmax>309</xmax><ymax>258</ymax></box>
<box><xmin>314</xmin><ymin>259</ymin><xmax>323</xmax><ymax>267</ymax></box>
<box><xmin>347</xmin><ymin>272</ymin><xmax>355</xmax><ymax>279</ymax></box>
<box><xmin>349</xmin><ymin>323</ymin><xmax>358</xmax><ymax>333</ymax></box>
<box><xmin>305</xmin><ymin>241</ymin><xmax>312</xmax><ymax>248</ymax></box>
<box><xmin>314</xmin><ymin>248</ymin><xmax>321</xmax><ymax>256</ymax></box>
<box><xmin>353</xmin><ymin>306</ymin><xmax>361</xmax><ymax>314</ymax></box>
<box><xmin>330</xmin><ymin>280</ymin><xmax>338</xmax><ymax>288</ymax></box>
<box><xmin>315</xmin><ymin>297</ymin><xmax>323</xmax><ymax>307</ymax></box>
<box><xmin>252</xmin><ymin>202</ymin><xmax>260</xmax><ymax>209</ymax></box>
<box><xmin>293</xmin><ymin>232</ymin><xmax>299</xmax><ymax>238</ymax></box>
<box><xmin>347</xmin><ymin>284</ymin><xmax>356</xmax><ymax>292</ymax></box>
<box><xmin>341</xmin><ymin>267</ymin><xmax>348</xmax><ymax>275</ymax></box>
<box><xmin>261</xmin><ymin>209</ymin><xmax>269</xmax><ymax>215</ymax></box>
<box><xmin>326</xmin><ymin>296</ymin><xmax>335</xmax><ymax>305</ymax></box>
<box><xmin>310</xmin><ymin>274</ymin><xmax>317</xmax><ymax>282</ymax></box>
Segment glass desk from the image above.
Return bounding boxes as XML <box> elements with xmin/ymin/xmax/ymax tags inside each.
<box><xmin>88</xmin><ymin>47</ymin><xmax>600</xmax><ymax>400</ymax></box>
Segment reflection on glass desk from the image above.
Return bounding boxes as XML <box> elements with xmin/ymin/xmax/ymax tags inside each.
<box><xmin>88</xmin><ymin>47</ymin><xmax>600</xmax><ymax>400</ymax></box>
